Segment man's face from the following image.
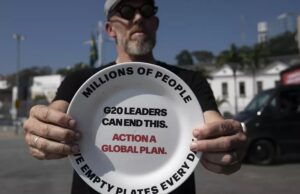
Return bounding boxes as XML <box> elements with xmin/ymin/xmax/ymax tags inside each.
<box><xmin>107</xmin><ymin>0</ymin><xmax>158</xmax><ymax>56</ymax></box>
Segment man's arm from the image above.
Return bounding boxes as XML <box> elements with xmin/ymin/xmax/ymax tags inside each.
<box><xmin>23</xmin><ymin>100</ymin><xmax>81</xmax><ymax>160</ymax></box>
<box><xmin>191</xmin><ymin>110</ymin><xmax>247</xmax><ymax>175</ymax></box>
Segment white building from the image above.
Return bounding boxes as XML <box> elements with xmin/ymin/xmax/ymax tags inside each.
<box><xmin>0</xmin><ymin>80</ymin><xmax>9</xmax><ymax>89</ymax></box>
<box><xmin>208</xmin><ymin>62</ymin><xmax>289</xmax><ymax>116</ymax></box>
<box><xmin>258</xmin><ymin>13</ymin><xmax>300</xmax><ymax>51</ymax></box>
<box><xmin>258</xmin><ymin>21</ymin><xmax>268</xmax><ymax>44</ymax></box>
<box><xmin>0</xmin><ymin>75</ymin><xmax>9</xmax><ymax>89</ymax></box>
<box><xmin>30</xmin><ymin>75</ymin><xmax>63</xmax><ymax>102</ymax></box>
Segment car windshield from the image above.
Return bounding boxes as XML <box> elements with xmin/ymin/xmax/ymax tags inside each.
<box><xmin>244</xmin><ymin>90</ymin><xmax>274</xmax><ymax>112</ymax></box>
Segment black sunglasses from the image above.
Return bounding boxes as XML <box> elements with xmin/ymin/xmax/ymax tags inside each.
<box><xmin>109</xmin><ymin>4</ymin><xmax>158</xmax><ymax>21</ymax></box>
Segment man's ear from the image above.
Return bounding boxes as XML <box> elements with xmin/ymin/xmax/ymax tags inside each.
<box><xmin>105</xmin><ymin>22</ymin><xmax>116</xmax><ymax>38</ymax></box>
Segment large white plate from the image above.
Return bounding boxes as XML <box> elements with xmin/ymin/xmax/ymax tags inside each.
<box><xmin>68</xmin><ymin>62</ymin><xmax>204</xmax><ymax>194</ymax></box>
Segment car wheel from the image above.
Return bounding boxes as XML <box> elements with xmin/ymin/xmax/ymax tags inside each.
<box><xmin>248</xmin><ymin>139</ymin><xmax>276</xmax><ymax>165</ymax></box>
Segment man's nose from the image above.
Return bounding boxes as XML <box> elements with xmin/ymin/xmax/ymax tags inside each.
<box><xmin>132</xmin><ymin>11</ymin><xmax>143</xmax><ymax>24</ymax></box>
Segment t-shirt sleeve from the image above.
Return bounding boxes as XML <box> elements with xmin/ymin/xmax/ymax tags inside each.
<box><xmin>190</xmin><ymin>72</ymin><xmax>219</xmax><ymax>113</ymax></box>
<box><xmin>53</xmin><ymin>70</ymin><xmax>94</xmax><ymax>103</ymax></box>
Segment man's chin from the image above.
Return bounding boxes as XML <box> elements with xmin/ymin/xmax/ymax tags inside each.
<box><xmin>131</xmin><ymin>33</ymin><xmax>147</xmax><ymax>40</ymax></box>
<box><xmin>127</xmin><ymin>49</ymin><xmax>151</xmax><ymax>56</ymax></box>
<box><xmin>126</xmin><ymin>44</ymin><xmax>154</xmax><ymax>56</ymax></box>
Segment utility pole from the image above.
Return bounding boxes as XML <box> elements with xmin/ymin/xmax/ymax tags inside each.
<box><xmin>12</xmin><ymin>33</ymin><xmax>25</xmax><ymax>133</ymax></box>
<box><xmin>232</xmin><ymin>63</ymin><xmax>239</xmax><ymax>114</ymax></box>
<box><xmin>97</xmin><ymin>21</ymin><xmax>103</xmax><ymax>67</ymax></box>
<box><xmin>240</xmin><ymin>15</ymin><xmax>246</xmax><ymax>46</ymax></box>
<box><xmin>12</xmin><ymin>33</ymin><xmax>25</xmax><ymax>92</ymax></box>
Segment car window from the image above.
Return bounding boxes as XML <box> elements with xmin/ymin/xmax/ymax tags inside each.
<box><xmin>279</xmin><ymin>88</ymin><xmax>300</xmax><ymax>114</ymax></box>
<box><xmin>244</xmin><ymin>90</ymin><xmax>274</xmax><ymax>112</ymax></box>
<box><xmin>269</xmin><ymin>97</ymin><xmax>277</xmax><ymax>108</ymax></box>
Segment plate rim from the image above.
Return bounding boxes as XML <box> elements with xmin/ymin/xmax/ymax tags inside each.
<box><xmin>67</xmin><ymin>62</ymin><xmax>203</xmax><ymax>194</ymax></box>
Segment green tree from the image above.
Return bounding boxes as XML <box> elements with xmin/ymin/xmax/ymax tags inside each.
<box><xmin>175</xmin><ymin>50</ymin><xmax>194</xmax><ymax>66</ymax></box>
<box><xmin>216</xmin><ymin>44</ymin><xmax>243</xmax><ymax>114</ymax></box>
<box><xmin>268</xmin><ymin>32</ymin><xmax>298</xmax><ymax>56</ymax></box>
<box><xmin>192</xmin><ymin>50</ymin><xmax>215</xmax><ymax>64</ymax></box>
<box><xmin>56</xmin><ymin>62</ymin><xmax>89</xmax><ymax>76</ymax></box>
<box><xmin>195</xmin><ymin>68</ymin><xmax>212</xmax><ymax>80</ymax></box>
<box><xmin>217</xmin><ymin>44</ymin><xmax>243</xmax><ymax>67</ymax></box>
<box><xmin>6</xmin><ymin>66</ymin><xmax>53</xmax><ymax>100</ymax></box>
<box><xmin>6</xmin><ymin>66</ymin><xmax>52</xmax><ymax>87</ymax></box>
<box><xmin>238</xmin><ymin>45</ymin><xmax>259</xmax><ymax>96</ymax></box>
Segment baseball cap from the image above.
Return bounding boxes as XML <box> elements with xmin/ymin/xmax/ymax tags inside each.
<box><xmin>104</xmin><ymin>0</ymin><xmax>155</xmax><ymax>18</ymax></box>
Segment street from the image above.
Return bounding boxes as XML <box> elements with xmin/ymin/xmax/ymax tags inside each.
<box><xmin>1</xmin><ymin>130</ymin><xmax>300</xmax><ymax>194</ymax></box>
<box><xmin>195</xmin><ymin>156</ymin><xmax>300</xmax><ymax>194</ymax></box>
<box><xmin>0</xmin><ymin>130</ymin><xmax>72</xmax><ymax>194</ymax></box>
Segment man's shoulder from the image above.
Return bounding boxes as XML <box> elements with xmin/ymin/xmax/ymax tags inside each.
<box><xmin>157</xmin><ymin>61</ymin><xmax>197</xmax><ymax>74</ymax></box>
<box><xmin>65</xmin><ymin>62</ymin><xmax>116</xmax><ymax>82</ymax></box>
<box><xmin>156</xmin><ymin>61</ymin><xmax>203</xmax><ymax>83</ymax></box>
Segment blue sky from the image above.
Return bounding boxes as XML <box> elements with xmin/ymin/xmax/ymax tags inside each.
<box><xmin>1</xmin><ymin>0</ymin><xmax>299</xmax><ymax>75</ymax></box>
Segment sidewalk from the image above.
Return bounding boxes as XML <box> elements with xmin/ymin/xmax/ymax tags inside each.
<box><xmin>0</xmin><ymin>125</ymin><xmax>24</xmax><ymax>139</ymax></box>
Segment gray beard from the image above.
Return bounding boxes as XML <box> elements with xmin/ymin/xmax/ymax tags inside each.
<box><xmin>124</xmin><ymin>37</ymin><xmax>156</xmax><ymax>56</ymax></box>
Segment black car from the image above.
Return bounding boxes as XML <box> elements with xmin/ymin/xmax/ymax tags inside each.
<box><xmin>235</xmin><ymin>84</ymin><xmax>300</xmax><ymax>165</ymax></box>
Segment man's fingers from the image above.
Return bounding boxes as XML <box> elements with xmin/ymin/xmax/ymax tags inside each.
<box><xmin>200</xmin><ymin>156</ymin><xmax>242</xmax><ymax>175</ymax></box>
<box><xmin>193</xmin><ymin>119</ymin><xmax>242</xmax><ymax>140</ymax></box>
<box><xmin>29</xmin><ymin>105</ymin><xmax>75</xmax><ymax>129</ymax></box>
<box><xmin>191</xmin><ymin>119</ymin><xmax>247</xmax><ymax>175</ymax></box>
<box><xmin>28</xmin><ymin>147</ymin><xmax>67</xmax><ymax>160</ymax></box>
<box><xmin>25</xmin><ymin>133</ymin><xmax>80</xmax><ymax>156</ymax></box>
<box><xmin>201</xmin><ymin>152</ymin><xmax>239</xmax><ymax>166</ymax></box>
<box><xmin>23</xmin><ymin>117</ymin><xmax>80</xmax><ymax>142</ymax></box>
<box><xmin>190</xmin><ymin>132</ymin><xmax>246</xmax><ymax>152</ymax></box>
<box><xmin>24</xmin><ymin>105</ymin><xmax>80</xmax><ymax>142</ymax></box>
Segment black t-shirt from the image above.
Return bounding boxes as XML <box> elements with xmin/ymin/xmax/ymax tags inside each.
<box><xmin>54</xmin><ymin>61</ymin><xmax>219</xmax><ymax>194</ymax></box>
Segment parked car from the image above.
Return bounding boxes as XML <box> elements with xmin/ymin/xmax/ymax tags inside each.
<box><xmin>235</xmin><ymin>84</ymin><xmax>300</xmax><ymax>165</ymax></box>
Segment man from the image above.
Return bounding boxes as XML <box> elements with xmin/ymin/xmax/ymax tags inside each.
<box><xmin>23</xmin><ymin>0</ymin><xmax>247</xmax><ymax>193</ymax></box>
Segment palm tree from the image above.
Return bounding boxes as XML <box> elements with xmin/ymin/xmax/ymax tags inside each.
<box><xmin>239</xmin><ymin>44</ymin><xmax>266</xmax><ymax>96</ymax></box>
<box><xmin>217</xmin><ymin>44</ymin><xmax>243</xmax><ymax>114</ymax></box>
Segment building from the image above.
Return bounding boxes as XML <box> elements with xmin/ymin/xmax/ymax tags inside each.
<box><xmin>258</xmin><ymin>13</ymin><xmax>300</xmax><ymax>52</ymax></box>
<box><xmin>258</xmin><ymin>22</ymin><xmax>268</xmax><ymax>44</ymax></box>
<box><xmin>0</xmin><ymin>80</ymin><xmax>8</xmax><ymax>89</ymax></box>
<box><xmin>30</xmin><ymin>75</ymin><xmax>63</xmax><ymax>102</ymax></box>
<box><xmin>0</xmin><ymin>77</ymin><xmax>9</xmax><ymax>90</ymax></box>
<box><xmin>208</xmin><ymin>62</ymin><xmax>290</xmax><ymax>116</ymax></box>
<box><xmin>269</xmin><ymin>13</ymin><xmax>297</xmax><ymax>37</ymax></box>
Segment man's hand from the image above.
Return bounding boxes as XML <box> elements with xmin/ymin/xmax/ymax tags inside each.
<box><xmin>190</xmin><ymin>119</ymin><xmax>247</xmax><ymax>175</ymax></box>
<box><xmin>23</xmin><ymin>101</ymin><xmax>81</xmax><ymax>160</ymax></box>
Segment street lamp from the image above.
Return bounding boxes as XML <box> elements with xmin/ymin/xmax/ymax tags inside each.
<box><xmin>12</xmin><ymin>33</ymin><xmax>25</xmax><ymax>132</ymax></box>
<box><xmin>12</xmin><ymin>33</ymin><xmax>25</xmax><ymax>91</ymax></box>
